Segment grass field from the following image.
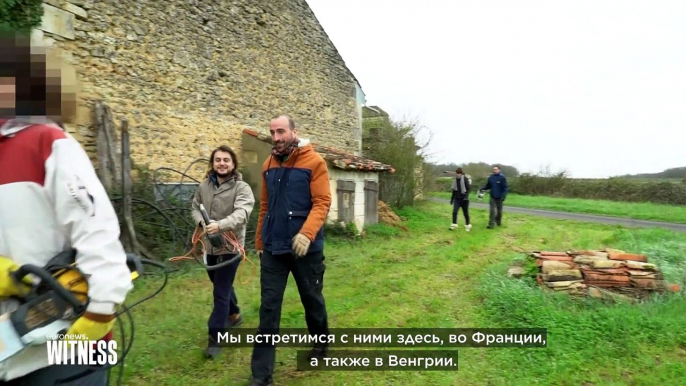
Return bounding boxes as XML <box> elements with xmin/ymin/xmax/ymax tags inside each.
<box><xmin>114</xmin><ymin>201</ymin><xmax>686</xmax><ymax>386</ymax></box>
<box><xmin>429</xmin><ymin>191</ymin><xmax>686</xmax><ymax>224</ymax></box>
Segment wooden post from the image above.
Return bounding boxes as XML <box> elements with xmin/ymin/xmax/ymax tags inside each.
<box><xmin>94</xmin><ymin>101</ymin><xmax>121</xmax><ymax>192</ymax></box>
<box><xmin>120</xmin><ymin>119</ymin><xmax>136</xmax><ymax>254</ymax></box>
<box><xmin>104</xmin><ymin>103</ymin><xmax>121</xmax><ymax>190</ymax></box>
<box><xmin>119</xmin><ymin>119</ymin><xmax>157</xmax><ymax>261</ymax></box>
<box><xmin>95</xmin><ymin>103</ymin><xmax>110</xmax><ymax>192</ymax></box>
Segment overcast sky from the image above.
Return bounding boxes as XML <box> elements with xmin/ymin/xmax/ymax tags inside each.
<box><xmin>306</xmin><ymin>0</ymin><xmax>685</xmax><ymax>178</ymax></box>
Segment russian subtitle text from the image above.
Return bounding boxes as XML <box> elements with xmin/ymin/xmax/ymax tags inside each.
<box><xmin>214</xmin><ymin>328</ymin><xmax>547</xmax><ymax>348</ymax></box>
<box><xmin>296</xmin><ymin>350</ymin><xmax>459</xmax><ymax>371</ymax></box>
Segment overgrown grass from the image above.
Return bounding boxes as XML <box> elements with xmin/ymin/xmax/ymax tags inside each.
<box><xmin>429</xmin><ymin>191</ymin><xmax>686</xmax><ymax>224</ymax></box>
<box><xmin>113</xmin><ymin>201</ymin><xmax>686</xmax><ymax>386</ymax></box>
<box><xmin>475</xmin><ymin>226</ymin><xmax>686</xmax><ymax>385</ymax></box>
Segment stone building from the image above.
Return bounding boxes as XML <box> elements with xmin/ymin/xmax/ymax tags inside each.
<box><xmin>32</xmin><ymin>0</ymin><xmax>394</xmax><ymax>231</ymax></box>
<box><xmin>32</xmin><ymin>0</ymin><xmax>371</xmax><ymax>180</ymax></box>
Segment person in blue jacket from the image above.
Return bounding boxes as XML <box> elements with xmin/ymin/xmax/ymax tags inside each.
<box><xmin>479</xmin><ymin>165</ymin><xmax>508</xmax><ymax>228</ymax></box>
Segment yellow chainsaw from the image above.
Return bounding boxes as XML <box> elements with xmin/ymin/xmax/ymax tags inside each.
<box><xmin>0</xmin><ymin>249</ymin><xmax>143</xmax><ymax>363</ymax></box>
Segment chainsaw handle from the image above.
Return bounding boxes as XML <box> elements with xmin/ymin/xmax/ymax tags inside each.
<box><xmin>199</xmin><ymin>204</ymin><xmax>212</xmax><ymax>226</ymax></box>
<box><xmin>126</xmin><ymin>253</ymin><xmax>144</xmax><ymax>277</ymax></box>
<box><xmin>11</xmin><ymin>264</ymin><xmax>86</xmax><ymax>312</ymax></box>
<box><xmin>199</xmin><ymin>204</ymin><xmax>224</xmax><ymax>248</ymax></box>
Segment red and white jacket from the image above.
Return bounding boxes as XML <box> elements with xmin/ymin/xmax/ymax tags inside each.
<box><xmin>0</xmin><ymin>118</ymin><xmax>133</xmax><ymax>380</ymax></box>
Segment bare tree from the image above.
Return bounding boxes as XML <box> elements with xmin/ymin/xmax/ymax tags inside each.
<box><xmin>363</xmin><ymin>114</ymin><xmax>436</xmax><ymax>208</ymax></box>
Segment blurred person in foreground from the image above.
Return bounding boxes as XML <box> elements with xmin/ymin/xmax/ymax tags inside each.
<box><xmin>249</xmin><ymin>114</ymin><xmax>332</xmax><ymax>386</ymax></box>
<box><xmin>479</xmin><ymin>165</ymin><xmax>509</xmax><ymax>228</ymax></box>
<box><xmin>0</xmin><ymin>31</ymin><xmax>133</xmax><ymax>384</ymax></box>
<box><xmin>191</xmin><ymin>145</ymin><xmax>255</xmax><ymax>359</ymax></box>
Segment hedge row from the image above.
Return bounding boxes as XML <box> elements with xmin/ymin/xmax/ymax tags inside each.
<box><xmin>434</xmin><ymin>176</ymin><xmax>686</xmax><ymax>206</ymax></box>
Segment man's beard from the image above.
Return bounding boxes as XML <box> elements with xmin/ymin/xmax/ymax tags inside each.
<box><xmin>214</xmin><ymin>169</ymin><xmax>231</xmax><ymax>178</ymax></box>
<box><xmin>273</xmin><ymin>137</ymin><xmax>297</xmax><ymax>155</ymax></box>
<box><xmin>274</xmin><ymin>140</ymin><xmax>289</xmax><ymax>152</ymax></box>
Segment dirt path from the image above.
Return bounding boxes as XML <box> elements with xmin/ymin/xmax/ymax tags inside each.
<box><xmin>427</xmin><ymin>197</ymin><xmax>686</xmax><ymax>233</ymax></box>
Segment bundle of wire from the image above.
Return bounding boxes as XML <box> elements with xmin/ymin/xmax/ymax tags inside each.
<box><xmin>168</xmin><ymin>226</ymin><xmax>256</xmax><ymax>284</ymax></box>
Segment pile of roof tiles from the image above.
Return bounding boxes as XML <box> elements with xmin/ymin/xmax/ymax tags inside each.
<box><xmin>530</xmin><ymin>248</ymin><xmax>678</xmax><ymax>300</ymax></box>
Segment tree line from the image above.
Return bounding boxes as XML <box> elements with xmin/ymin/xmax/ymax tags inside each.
<box><xmin>619</xmin><ymin>167</ymin><xmax>686</xmax><ymax>180</ymax></box>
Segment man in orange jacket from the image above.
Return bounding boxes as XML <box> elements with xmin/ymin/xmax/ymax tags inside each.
<box><xmin>249</xmin><ymin>115</ymin><xmax>332</xmax><ymax>386</ymax></box>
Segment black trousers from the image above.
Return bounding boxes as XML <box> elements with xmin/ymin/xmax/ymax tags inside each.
<box><xmin>489</xmin><ymin>198</ymin><xmax>504</xmax><ymax>226</ymax></box>
<box><xmin>250</xmin><ymin>249</ymin><xmax>328</xmax><ymax>380</ymax></box>
<box><xmin>206</xmin><ymin>253</ymin><xmax>241</xmax><ymax>344</ymax></box>
<box><xmin>452</xmin><ymin>198</ymin><xmax>470</xmax><ymax>225</ymax></box>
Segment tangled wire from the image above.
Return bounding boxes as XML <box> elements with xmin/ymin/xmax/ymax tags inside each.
<box><xmin>109</xmin><ymin>158</ymin><xmax>259</xmax><ymax>282</ymax></box>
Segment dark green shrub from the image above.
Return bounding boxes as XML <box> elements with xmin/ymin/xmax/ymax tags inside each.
<box><xmin>0</xmin><ymin>0</ymin><xmax>44</xmax><ymax>33</ymax></box>
<box><xmin>432</xmin><ymin>173</ymin><xmax>686</xmax><ymax>206</ymax></box>
<box><xmin>509</xmin><ymin>176</ymin><xmax>686</xmax><ymax>206</ymax></box>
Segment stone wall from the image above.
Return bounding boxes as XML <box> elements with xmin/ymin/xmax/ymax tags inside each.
<box><xmin>35</xmin><ymin>0</ymin><xmax>362</xmax><ymax>181</ymax></box>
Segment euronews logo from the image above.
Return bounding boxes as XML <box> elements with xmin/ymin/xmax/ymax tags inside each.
<box><xmin>46</xmin><ymin>337</ymin><xmax>118</xmax><ymax>366</ymax></box>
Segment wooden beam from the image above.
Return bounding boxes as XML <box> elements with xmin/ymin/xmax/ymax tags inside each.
<box><xmin>94</xmin><ymin>103</ymin><xmax>110</xmax><ymax>191</ymax></box>
<box><xmin>120</xmin><ymin>118</ymin><xmax>136</xmax><ymax>254</ymax></box>
<box><xmin>103</xmin><ymin>103</ymin><xmax>121</xmax><ymax>190</ymax></box>
<box><xmin>119</xmin><ymin>118</ymin><xmax>157</xmax><ymax>261</ymax></box>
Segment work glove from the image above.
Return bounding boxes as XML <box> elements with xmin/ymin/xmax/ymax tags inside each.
<box><xmin>205</xmin><ymin>221</ymin><xmax>220</xmax><ymax>235</ymax></box>
<box><xmin>257</xmin><ymin>250</ymin><xmax>263</xmax><ymax>259</ymax></box>
<box><xmin>292</xmin><ymin>233</ymin><xmax>311</xmax><ymax>258</ymax></box>
<box><xmin>66</xmin><ymin>313</ymin><xmax>115</xmax><ymax>341</ymax></box>
<box><xmin>0</xmin><ymin>256</ymin><xmax>33</xmax><ymax>298</ymax></box>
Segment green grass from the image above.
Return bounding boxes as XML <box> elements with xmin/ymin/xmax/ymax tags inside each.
<box><xmin>429</xmin><ymin>191</ymin><xmax>686</xmax><ymax>224</ymax></box>
<box><xmin>113</xmin><ymin>201</ymin><xmax>686</xmax><ymax>385</ymax></box>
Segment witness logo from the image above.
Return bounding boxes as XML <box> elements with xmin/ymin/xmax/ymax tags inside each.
<box><xmin>47</xmin><ymin>340</ymin><xmax>118</xmax><ymax>366</ymax></box>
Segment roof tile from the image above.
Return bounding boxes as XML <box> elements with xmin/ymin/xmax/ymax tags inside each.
<box><xmin>242</xmin><ymin>129</ymin><xmax>394</xmax><ymax>173</ymax></box>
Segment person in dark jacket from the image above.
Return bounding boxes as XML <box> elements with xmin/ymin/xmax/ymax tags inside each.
<box><xmin>250</xmin><ymin>114</ymin><xmax>332</xmax><ymax>386</ymax></box>
<box><xmin>479</xmin><ymin>165</ymin><xmax>508</xmax><ymax>228</ymax></box>
<box><xmin>449</xmin><ymin>168</ymin><xmax>472</xmax><ymax>231</ymax></box>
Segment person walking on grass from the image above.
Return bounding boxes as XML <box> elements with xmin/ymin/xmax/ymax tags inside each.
<box><xmin>479</xmin><ymin>165</ymin><xmax>508</xmax><ymax>229</ymax></box>
<box><xmin>191</xmin><ymin>145</ymin><xmax>255</xmax><ymax>359</ymax></box>
<box><xmin>449</xmin><ymin>168</ymin><xmax>472</xmax><ymax>231</ymax></box>
<box><xmin>249</xmin><ymin>114</ymin><xmax>332</xmax><ymax>386</ymax></box>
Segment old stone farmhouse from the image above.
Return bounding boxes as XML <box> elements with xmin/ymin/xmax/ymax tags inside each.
<box><xmin>32</xmin><ymin>0</ymin><xmax>394</xmax><ymax>230</ymax></box>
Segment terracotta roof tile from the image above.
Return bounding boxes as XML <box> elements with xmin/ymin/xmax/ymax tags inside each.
<box><xmin>530</xmin><ymin>249</ymin><xmax>674</xmax><ymax>297</ymax></box>
<box><xmin>242</xmin><ymin>129</ymin><xmax>395</xmax><ymax>173</ymax></box>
